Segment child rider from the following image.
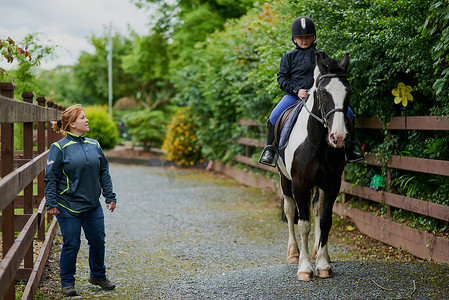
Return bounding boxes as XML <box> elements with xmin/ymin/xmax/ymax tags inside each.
<box><xmin>259</xmin><ymin>16</ymin><xmax>364</xmax><ymax>165</ymax></box>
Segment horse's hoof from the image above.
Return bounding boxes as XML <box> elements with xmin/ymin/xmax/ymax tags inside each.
<box><xmin>287</xmin><ymin>256</ymin><xmax>299</xmax><ymax>264</ymax></box>
<box><xmin>297</xmin><ymin>272</ymin><xmax>313</xmax><ymax>281</ymax></box>
<box><xmin>315</xmin><ymin>268</ymin><xmax>333</xmax><ymax>278</ymax></box>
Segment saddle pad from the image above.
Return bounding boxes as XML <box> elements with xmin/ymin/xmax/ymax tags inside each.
<box><xmin>278</xmin><ymin>101</ymin><xmax>304</xmax><ymax>150</ymax></box>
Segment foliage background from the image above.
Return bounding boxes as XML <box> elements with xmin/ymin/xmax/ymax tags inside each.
<box><xmin>3</xmin><ymin>0</ymin><xmax>447</xmax><ymax>161</ymax></box>
<box><xmin>1</xmin><ymin>0</ymin><xmax>448</xmax><ymax>234</ymax></box>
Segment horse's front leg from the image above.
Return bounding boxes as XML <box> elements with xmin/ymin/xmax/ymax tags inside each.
<box><xmin>314</xmin><ymin>190</ymin><xmax>338</xmax><ymax>279</ymax></box>
<box><xmin>297</xmin><ymin>219</ymin><xmax>313</xmax><ymax>281</ymax></box>
<box><xmin>311</xmin><ymin>188</ymin><xmax>324</xmax><ymax>260</ymax></box>
<box><xmin>293</xmin><ymin>185</ymin><xmax>313</xmax><ymax>281</ymax></box>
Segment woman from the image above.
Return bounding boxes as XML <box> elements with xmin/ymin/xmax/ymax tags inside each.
<box><xmin>45</xmin><ymin>104</ymin><xmax>117</xmax><ymax>297</ymax></box>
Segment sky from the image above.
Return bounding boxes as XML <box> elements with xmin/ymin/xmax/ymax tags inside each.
<box><xmin>0</xmin><ymin>0</ymin><xmax>153</xmax><ymax>70</ymax></box>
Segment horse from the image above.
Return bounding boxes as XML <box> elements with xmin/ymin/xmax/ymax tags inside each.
<box><xmin>276</xmin><ymin>52</ymin><xmax>351</xmax><ymax>281</ymax></box>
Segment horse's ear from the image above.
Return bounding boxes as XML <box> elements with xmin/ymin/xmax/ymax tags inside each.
<box><xmin>315</xmin><ymin>52</ymin><xmax>328</xmax><ymax>73</ymax></box>
<box><xmin>340</xmin><ymin>52</ymin><xmax>350</xmax><ymax>73</ymax></box>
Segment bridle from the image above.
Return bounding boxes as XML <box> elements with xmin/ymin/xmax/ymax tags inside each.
<box><xmin>303</xmin><ymin>73</ymin><xmax>350</xmax><ymax>128</ymax></box>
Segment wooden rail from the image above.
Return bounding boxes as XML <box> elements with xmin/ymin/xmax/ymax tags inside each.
<box><xmin>223</xmin><ymin>117</ymin><xmax>449</xmax><ymax>263</ymax></box>
<box><xmin>0</xmin><ymin>82</ymin><xmax>63</xmax><ymax>300</ymax></box>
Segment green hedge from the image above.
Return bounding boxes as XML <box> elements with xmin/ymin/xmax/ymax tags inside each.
<box><xmin>174</xmin><ymin>0</ymin><xmax>447</xmax><ymax>161</ymax></box>
<box><xmin>84</xmin><ymin>105</ymin><xmax>119</xmax><ymax>150</ymax></box>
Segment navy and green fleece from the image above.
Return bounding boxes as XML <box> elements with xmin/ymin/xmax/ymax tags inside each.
<box><xmin>45</xmin><ymin>132</ymin><xmax>116</xmax><ymax>214</ymax></box>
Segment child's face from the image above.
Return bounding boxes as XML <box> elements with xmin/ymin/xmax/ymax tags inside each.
<box><xmin>293</xmin><ymin>35</ymin><xmax>315</xmax><ymax>49</ymax></box>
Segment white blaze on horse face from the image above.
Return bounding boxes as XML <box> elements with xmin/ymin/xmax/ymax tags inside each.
<box><xmin>326</xmin><ymin>78</ymin><xmax>347</xmax><ymax>148</ymax></box>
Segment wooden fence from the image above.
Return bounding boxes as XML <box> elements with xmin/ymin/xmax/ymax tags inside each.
<box><xmin>216</xmin><ymin>116</ymin><xmax>449</xmax><ymax>264</ymax></box>
<box><xmin>0</xmin><ymin>82</ymin><xmax>63</xmax><ymax>299</ymax></box>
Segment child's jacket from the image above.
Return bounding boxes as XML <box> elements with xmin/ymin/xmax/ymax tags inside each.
<box><xmin>277</xmin><ymin>43</ymin><xmax>328</xmax><ymax>96</ymax></box>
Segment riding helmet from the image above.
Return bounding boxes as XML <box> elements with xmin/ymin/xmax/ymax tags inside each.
<box><xmin>291</xmin><ymin>16</ymin><xmax>316</xmax><ymax>37</ymax></box>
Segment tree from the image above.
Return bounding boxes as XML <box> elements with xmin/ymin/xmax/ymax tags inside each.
<box><xmin>0</xmin><ymin>33</ymin><xmax>55</xmax><ymax>98</ymax></box>
<box><xmin>121</xmin><ymin>22</ymin><xmax>174</xmax><ymax>110</ymax></box>
<box><xmin>170</xmin><ymin>0</ymin><xmax>446</xmax><ymax>161</ymax></box>
<box><xmin>73</xmin><ymin>31</ymin><xmax>135</xmax><ymax>105</ymax></box>
<box><xmin>37</xmin><ymin>65</ymin><xmax>81</xmax><ymax>107</ymax></box>
<box><xmin>133</xmin><ymin>0</ymin><xmax>255</xmax><ymax>69</ymax></box>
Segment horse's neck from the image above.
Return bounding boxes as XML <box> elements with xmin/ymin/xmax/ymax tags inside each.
<box><xmin>304</xmin><ymin>89</ymin><xmax>325</xmax><ymax>142</ymax></box>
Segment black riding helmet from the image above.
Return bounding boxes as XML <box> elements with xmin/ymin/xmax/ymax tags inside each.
<box><xmin>291</xmin><ymin>16</ymin><xmax>316</xmax><ymax>45</ymax></box>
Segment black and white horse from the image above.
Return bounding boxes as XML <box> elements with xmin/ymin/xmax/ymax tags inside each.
<box><xmin>276</xmin><ymin>52</ymin><xmax>350</xmax><ymax>281</ymax></box>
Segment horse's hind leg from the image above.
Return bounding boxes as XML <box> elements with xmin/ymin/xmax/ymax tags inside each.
<box><xmin>314</xmin><ymin>190</ymin><xmax>338</xmax><ymax>279</ymax></box>
<box><xmin>311</xmin><ymin>189</ymin><xmax>331</xmax><ymax>262</ymax></box>
<box><xmin>283</xmin><ymin>195</ymin><xmax>299</xmax><ymax>264</ymax></box>
<box><xmin>281</xmin><ymin>176</ymin><xmax>299</xmax><ymax>264</ymax></box>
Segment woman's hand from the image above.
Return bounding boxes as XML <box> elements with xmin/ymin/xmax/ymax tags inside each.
<box><xmin>106</xmin><ymin>202</ymin><xmax>116</xmax><ymax>212</ymax></box>
<box><xmin>47</xmin><ymin>207</ymin><xmax>59</xmax><ymax>215</ymax></box>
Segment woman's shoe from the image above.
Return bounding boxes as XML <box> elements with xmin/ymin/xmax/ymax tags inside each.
<box><xmin>61</xmin><ymin>286</ymin><xmax>78</xmax><ymax>297</ymax></box>
<box><xmin>88</xmin><ymin>277</ymin><xmax>116</xmax><ymax>290</ymax></box>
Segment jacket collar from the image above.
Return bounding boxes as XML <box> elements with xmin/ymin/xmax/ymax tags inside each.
<box><xmin>295</xmin><ymin>43</ymin><xmax>317</xmax><ymax>51</ymax></box>
<box><xmin>67</xmin><ymin>131</ymin><xmax>86</xmax><ymax>142</ymax></box>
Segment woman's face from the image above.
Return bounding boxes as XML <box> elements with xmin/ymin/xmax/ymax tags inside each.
<box><xmin>293</xmin><ymin>35</ymin><xmax>315</xmax><ymax>49</ymax></box>
<box><xmin>70</xmin><ymin>111</ymin><xmax>89</xmax><ymax>135</ymax></box>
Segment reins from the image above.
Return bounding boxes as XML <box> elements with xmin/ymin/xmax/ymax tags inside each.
<box><xmin>304</xmin><ymin>73</ymin><xmax>350</xmax><ymax>128</ymax></box>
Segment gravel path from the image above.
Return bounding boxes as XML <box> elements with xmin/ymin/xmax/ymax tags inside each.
<box><xmin>38</xmin><ymin>163</ymin><xmax>449</xmax><ymax>299</ymax></box>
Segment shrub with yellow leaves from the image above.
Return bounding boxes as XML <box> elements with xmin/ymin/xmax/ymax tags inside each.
<box><xmin>162</xmin><ymin>108</ymin><xmax>202</xmax><ymax>166</ymax></box>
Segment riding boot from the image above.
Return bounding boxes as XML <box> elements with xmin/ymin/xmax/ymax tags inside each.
<box><xmin>259</xmin><ymin>120</ymin><xmax>276</xmax><ymax>166</ymax></box>
<box><xmin>345</xmin><ymin>118</ymin><xmax>365</xmax><ymax>163</ymax></box>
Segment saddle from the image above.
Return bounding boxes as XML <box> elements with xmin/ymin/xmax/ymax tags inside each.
<box><xmin>274</xmin><ymin>100</ymin><xmax>304</xmax><ymax>149</ymax></box>
<box><xmin>258</xmin><ymin>97</ymin><xmax>306</xmax><ymax>167</ymax></box>
<box><xmin>272</xmin><ymin>100</ymin><xmax>304</xmax><ymax>161</ymax></box>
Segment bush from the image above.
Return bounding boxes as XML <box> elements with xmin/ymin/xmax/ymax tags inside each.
<box><xmin>121</xmin><ymin>107</ymin><xmax>176</xmax><ymax>149</ymax></box>
<box><xmin>175</xmin><ymin>0</ymin><xmax>446</xmax><ymax>161</ymax></box>
<box><xmin>84</xmin><ymin>105</ymin><xmax>119</xmax><ymax>150</ymax></box>
<box><xmin>161</xmin><ymin>108</ymin><xmax>202</xmax><ymax>166</ymax></box>
<box><xmin>421</xmin><ymin>0</ymin><xmax>449</xmax><ymax>115</ymax></box>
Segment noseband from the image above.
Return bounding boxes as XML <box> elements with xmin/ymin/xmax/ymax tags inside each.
<box><xmin>304</xmin><ymin>73</ymin><xmax>349</xmax><ymax>128</ymax></box>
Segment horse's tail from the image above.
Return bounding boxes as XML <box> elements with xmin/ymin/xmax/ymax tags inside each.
<box><xmin>279</xmin><ymin>197</ymin><xmax>299</xmax><ymax>224</ymax></box>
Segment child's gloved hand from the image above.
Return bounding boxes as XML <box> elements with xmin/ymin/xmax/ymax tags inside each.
<box><xmin>297</xmin><ymin>89</ymin><xmax>308</xmax><ymax>100</ymax></box>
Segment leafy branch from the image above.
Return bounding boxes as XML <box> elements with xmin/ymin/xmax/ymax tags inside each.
<box><xmin>0</xmin><ymin>37</ymin><xmax>40</xmax><ymax>77</ymax></box>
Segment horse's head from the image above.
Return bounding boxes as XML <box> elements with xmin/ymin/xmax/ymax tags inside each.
<box><xmin>313</xmin><ymin>52</ymin><xmax>351</xmax><ymax>148</ymax></box>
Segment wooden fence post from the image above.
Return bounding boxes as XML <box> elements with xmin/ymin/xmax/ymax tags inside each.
<box><xmin>36</xmin><ymin>96</ymin><xmax>47</xmax><ymax>241</ymax></box>
<box><xmin>22</xmin><ymin>92</ymin><xmax>35</xmax><ymax>270</ymax></box>
<box><xmin>0</xmin><ymin>82</ymin><xmax>16</xmax><ymax>300</ymax></box>
<box><xmin>46</xmin><ymin>101</ymin><xmax>54</xmax><ymax>147</ymax></box>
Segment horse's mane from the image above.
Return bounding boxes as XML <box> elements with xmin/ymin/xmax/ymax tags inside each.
<box><xmin>322</xmin><ymin>57</ymin><xmax>346</xmax><ymax>75</ymax></box>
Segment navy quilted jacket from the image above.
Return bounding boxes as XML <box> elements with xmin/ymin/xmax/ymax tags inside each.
<box><xmin>277</xmin><ymin>43</ymin><xmax>328</xmax><ymax>96</ymax></box>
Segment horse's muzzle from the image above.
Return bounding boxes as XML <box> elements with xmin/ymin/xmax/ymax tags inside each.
<box><xmin>328</xmin><ymin>132</ymin><xmax>346</xmax><ymax>148</ymax></box>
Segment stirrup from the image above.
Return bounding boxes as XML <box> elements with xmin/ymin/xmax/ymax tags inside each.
<box><xmin>345</xmin><ymin>142</ymin><xmax>365</xmax><ymax>163</ymax></box>
<box><xmin>259</xmin><ymin>145</ymin><xmax>278</xmax><ymax>167</ymax></box>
